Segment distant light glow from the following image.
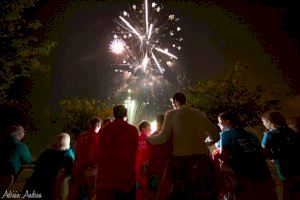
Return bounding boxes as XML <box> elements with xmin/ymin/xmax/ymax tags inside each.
<box><xmin>109</xmin><ymin>38</ymin><xmax>126</xmax><ymax>54</ymax></box>
<box><xmin>150</xmin><ymin>120</ymin><xmax>157</xmax><ymax>134</ymax></box>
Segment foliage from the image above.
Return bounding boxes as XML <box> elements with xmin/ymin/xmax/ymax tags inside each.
<box><xmin>0</xmin><ymin>0</ymin><xmax>56</xmax><ymax>136</ymax></box>
<box><xmin>52</xmin><ymin>98</ymin><xmax>112</xmax><ymax>137</ymax></box>
<box><xmin>186</xmin><ymin>63</ymin><xmax>290</xmax><ymax>126</ymax></box>
<box><xmin>0</xmin><ymin>0</ymin><xmax>56</xmax><ymax>103</ymax></box>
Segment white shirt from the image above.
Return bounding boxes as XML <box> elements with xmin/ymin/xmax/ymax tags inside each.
<box><xmin>147</xmin><ymin>105</ymin><xmax>218</xmax><ymax>156</ymax></box>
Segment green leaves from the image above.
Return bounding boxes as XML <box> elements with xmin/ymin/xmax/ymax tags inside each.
<box><xmin>52</xmin><ymin>98</ymin><xmax>112</xmax><ymax>136</ymax></box>
<box><xmin>186</xmin><ymin>63</ymin><xmax>287</xmax><ymax>126</ymax></box>
<box><xmin>0</xmin><ymin>0</ymin><xmax>55</xmax><ymax>104</ymax></box>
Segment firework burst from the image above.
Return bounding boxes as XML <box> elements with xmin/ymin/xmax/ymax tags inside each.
<box><xmin>109</xmin><ymin>37</ymin><xmax>126</xmax><ymax>54</ymax></box>
<box><xmin>109</xmin><ymin>0</ymin><xmax>183</xmax><ymax>88</ymax></box>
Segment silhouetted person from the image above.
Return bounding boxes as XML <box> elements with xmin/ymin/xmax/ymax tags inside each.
<box><xmin>136</xmin><ymin>120</ymin><xmax>151</xmax><ymax>200</ymax></box>
<box><xmin>96</xmin><ymin>105</ymin><xmax>139</xmax><ymax>200</ymax></box>
<box><xmin>0</xmin><ymin>125</ymin><xmax>32</xmax><ymax>195</ymax></box>
<box><xmin>216</xmin><ymin>111</ymin><xmax>277</xmax><ymax>200</ymax></box>
<box><xmin>69</xmin><ymin>117</ymin><xmax>101</xmax><ymax>200</ymax></box>
<box><xmin>262</xmin><ymin>111</ymin><xmax>300</xmax><ymax>200</ymax></box>
<box><xmin>147</xmin><ymin>92</ymin><xmax>218</xmax><ymax>200</ymax></box>
<box><xmin>24</xmin><ymin>133</ymin><xmax>74</xmax><ymax>200</ymax></box>
<box><xmin>147</xmin><ymin>114</ymin><xmax>173</xmax><ymax>200</ymax></box>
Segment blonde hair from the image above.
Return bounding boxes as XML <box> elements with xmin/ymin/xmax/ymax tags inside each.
<box><xmin>54</xmin><ymin>133</ymin><xmax>71</xmax><ymax>151</ymax></box>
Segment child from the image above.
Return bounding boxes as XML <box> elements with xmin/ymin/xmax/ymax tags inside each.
<box><xmin>136</xmin><ymin>121</ymin><xmax>151</xmax><ymax>200</ymax></box>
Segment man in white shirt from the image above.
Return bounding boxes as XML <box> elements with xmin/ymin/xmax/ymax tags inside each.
<box><xmin>147</xmin><ymin>92</ymin><xmax>218</xmax><ymax>200</ymax></box>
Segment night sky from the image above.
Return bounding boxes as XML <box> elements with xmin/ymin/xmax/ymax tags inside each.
<box><xmin>35</xmin><ymin>0</ymin><xmax>300</xmax><ymax>121</ymax></box>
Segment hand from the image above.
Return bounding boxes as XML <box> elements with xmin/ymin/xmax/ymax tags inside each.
<box><xmin>204</xmin><ymin>136</ymin><xmax>215</xmax><ymax>146</ymax></box>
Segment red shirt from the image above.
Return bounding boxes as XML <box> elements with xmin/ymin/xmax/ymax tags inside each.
<box><xmin>148</xmin><ymin>130</ymin><xmax>172</xmax><ymax>176</ymax></box>
<box><xmin>146</xmin><ymin>131</ymin><xmax>173</xmax><ymax>199</ymax></box>
<box><xmin>68</xmin><ymin>129</ymin><xmax>99</xmax><ymax>200</ymax></box>
<box><xmin>74</xmin><ymin>130</ymin><xmax>99</xmax><ymax>170</ymax></box>
<box><xmin>136</xmin><ymin>132</ymin><xmax>150</xmax><ymax>168</ymax></box>
<box><xmin>136</xmin><ymin>132</ymin><xmax>150</xmax><ymax>186</ymax></box>
<box><xmin>97</xmin><ymin>119</ymin><xmax>139</xmax><ymax>192</ymax></box>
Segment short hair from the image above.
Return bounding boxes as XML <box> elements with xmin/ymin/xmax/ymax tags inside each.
<box><xmin>172</xmin><ymin>92</ymin><xmax>187</xmax><ymax>105</ymax></box>
<box><xmin>102</xmin><ymin>118</ymin><xmax>111</xmax><ymax>126</ymax></box>
<box><xmin>90</xmin><ymin>117</ymin><xmax>102</xmax><ymax>128</ymax></box>
<box><xmin>113</xmin><ymin>104</ymin><xmax>127</xmax><ymax>119</ymax></box>
<box><xmin>156</xmin><ymin>114</ymin><xmax>165</xmax><ymax>126</ymax></box>
<box><xmin>262</xmin><ymin>111</ymin><xmax>287</xmax><ymax>127</ymax></box>
<box><xmin>218</xmin><ymin>111</ymin><xmax>241</xmax><ymax>127</ymax></box>
<box><xmin>288</xmin><ymin>116</ymin><xmax>300</xmax><ymax>132</ymax></box>
<box><xmin>56</xmin><ymin>133</ymin><xmax>71</xmax><ymax>151</ymax></box>
<box><xmin>138</xmin><ymin>120</ymin><xmax>151</xmax><ymax>132</ymax></box>
<box><xmin>8</xmin><ymin>125</ymin><xmax>24</xmax><ymax>138</ymax></box>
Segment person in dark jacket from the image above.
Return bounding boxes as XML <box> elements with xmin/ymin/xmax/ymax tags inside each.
<box><xmin>0</xmin><ymin>125</ymin><xmax>32</xmax><ymax>195</ymax></box>
<box><xmin>24</xmin><ymin>133</ymin><xmax>74</xmax><ymax>200</ymax></box>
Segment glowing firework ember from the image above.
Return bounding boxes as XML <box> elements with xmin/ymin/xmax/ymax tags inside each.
<box><xmin>109</xmin><ymin>38</ymin><xmax>126</xmax><ymax>54</ymax></box>
<box><xmin>109</xmin><ymin>0</ymin><xmax>183</xmax><ymax>86</ymax></box>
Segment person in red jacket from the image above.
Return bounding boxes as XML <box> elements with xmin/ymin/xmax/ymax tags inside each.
<box><xmin>96</xmin><ymin>104</ymin><xmax>139</xmax><ymax>200</ymax></box>
<box><xmin>146</xmin><ymin>114</ymin><xmax>173</xmax><ymax>200</ymax></box>
<box><xmin>136</xmin><ymin>120</ymin><xmax>151</xmax><ymax>200</ymax></box>
<box><xmin>68</xmin><ymin>117</ymin><xmax>101</xmax><ymax>200</ymax></box>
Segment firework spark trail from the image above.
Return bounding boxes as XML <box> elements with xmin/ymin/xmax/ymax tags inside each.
<box><xmin>151</xmin><ymin>52</ymin><xmax>163</xmax><ymax>74</ymax></box>
<box><xmin>119</xmin><ymin>16</ymin><xmax>143</xmax><ymax>41</ymax></box>
<box><xmin>145</xmin><ymin>0</ymin><xmax>149</xmax><ymax>34</ymax></box>
<box><xmin>154</xmin><ymin>47</ymin><xmax>178</xmax><ymax>59</ymax></box>
<box><xmin>142</xmin><ymin>54</ymin><xmax>149</xmax><ymax>72</ymax></box>
<box><xmin>148</xmin><ymin>23</ymin><xmax>153</xmax><ymax>39</ymax></box>
<box><xmin>110</xmin><ymin>0</ymin><xmax>183</xmax><ymax>96</ymax></box>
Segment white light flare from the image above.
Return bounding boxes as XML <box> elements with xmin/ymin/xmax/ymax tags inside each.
<box><xmin>150</xmin><ymin>120</ymin><xmax>157</xmax><ymax>134</ymax></box>
<box><xmin>109</xmin><ymin>38</ymin><xmax>126</xmax><ymax>54</ymax></box>
<box><xmin>119</xmin><ymin>16</ymin><xmax>143</xmax><ymax>41</ymax></box>
<box><xmin>141</xmin><ymin>54</ymin><xmax>149</xmax><ymax>72</ymax></box>
<box><xmin>148</xmin><ymin>23</ymin><xmax>153</xmax><ymax>39</ymax></box>
<box><xmin>145</xmin><ymin>0</ymin><xmax>149</xmax><ymax>34</ymax></box>
<box><xmin>151</xmin><ymin>52</ymin><xmax>163</xmax><ymax>74</ymax></box>
<box><xmin>154</xmin><ymin>47</ymin><xmax>178</xmax><ymax>59</ymax></box>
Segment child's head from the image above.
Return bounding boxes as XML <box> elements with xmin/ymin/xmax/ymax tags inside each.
<box><xmin>261</xmin><ymin>111</ymin><xmax>286</xmax><ymax>130</ymax></box>
<box><xmin>217</xmin><ymin>111</ymin><xmax>240</xmax><ymax>131</ymax></box>
<box><xmin>138</xmin><ymin>120</ymin><xmax>151</xmax><ymax>135</ymax></box>
<box><xmin>90</xmin><ymin>117</ymin><xmax>102</xmax><ymax>133</ymax></box>
<box><xmin>288</xmin><ymin>116</ymin><xmax>300</xmax><ymax>132</ymax></box>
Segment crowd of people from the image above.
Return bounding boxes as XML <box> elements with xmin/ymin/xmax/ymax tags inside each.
<box><xmin>0</xmin><ymin>92</ymin><xmax>300</xmax><ymax>200</ymax></box>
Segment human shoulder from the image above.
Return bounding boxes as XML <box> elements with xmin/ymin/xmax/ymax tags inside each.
<box><xmin>16</xmin><ymin>140</ymin><xmax>30</xmax><ymax>151</ymax></box>
<box><xmin>194</xmin><ymin>108</ymin><xmax>207</xmax><ymax>115</ymax></box>
<box><xmin>187</xmin><ymin>107</ymin><xmax>207</xmax><ymax>117</ymax></box>
<box><xmin>220</xmin><ymin>128</ymin><xmax>237</xmax><ymax>138</ymax></box>
<box><xmin>128</xmin><ymin>123</ymin><xmax>139</xmax><ymax>133</ymax></box>
<box><xmin>38</xmin><ymin>148</ymin><xmax>55</xmax><ymax>160</ymax></box>
<box><xmin>263</xmin><ymin>129</ymin><xmax>279</xmax><ymax>139</ymax></box>
<box><xmin>165</xmin><ymin>108</ymin><xmax>175</xmax><ymax>115</ymax></box>
<box><xmin>65</xmin><ymin>148</ymin><xmax>75</xmax><ymax>161</ymax></box>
